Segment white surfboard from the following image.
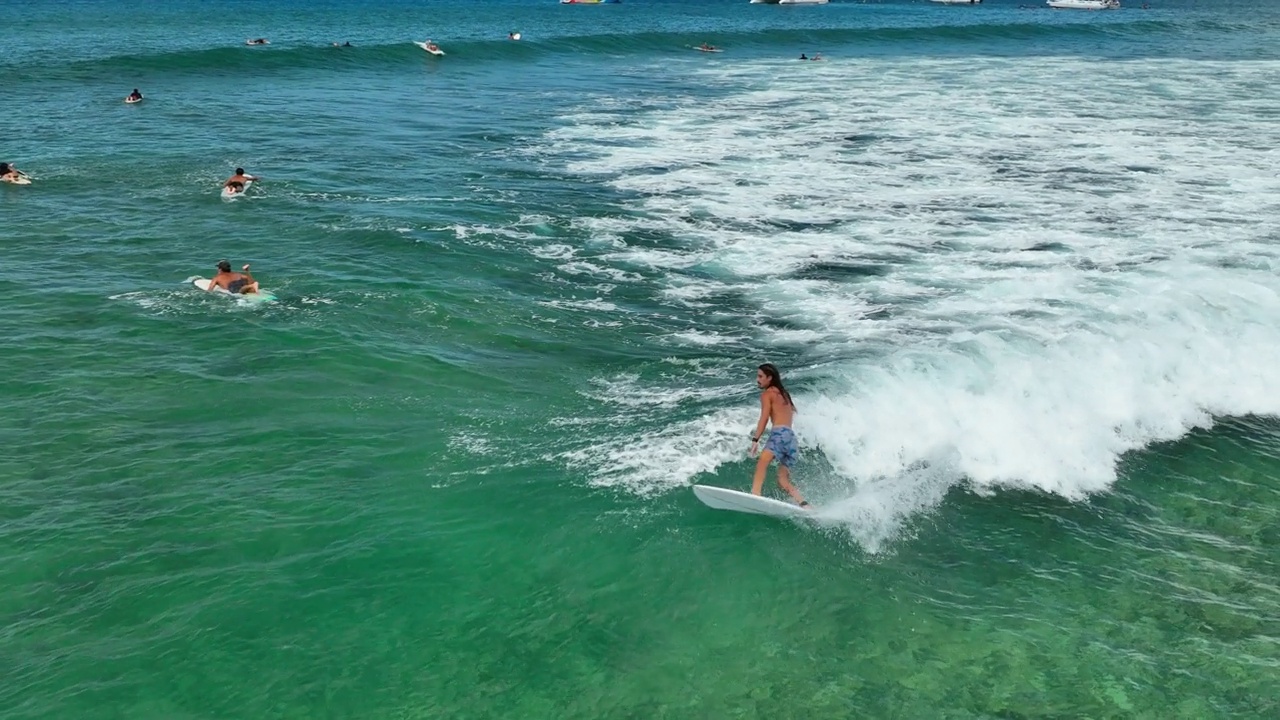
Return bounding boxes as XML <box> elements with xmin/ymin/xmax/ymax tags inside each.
<box><xmin>414</xmin><ymin>40</ymin><xmax>445</xmax><ymax>56</ymax></box>
<box><xmin>193</xmin><ymin>277</ymin><xmax>276</xmax><ymax>303</ymax></box>
<box><xmin>692</xmin><ymin>485</ymin><xmax>810</xmax><ymax>518</ymax></box>
<box><xmin>125</xmin><ymin>97</ymin><xmax>143</xmax><ymax>104</ymax></box>
<box><xmin>220</xmin><ymin>179</ymin><xmax>252</xmax><ymax>200</ymax></box>
<box><xmin>694</xmin><ymin>46</ymin><xmax>723</xmax><ymax>53</ymax></box>
<box><xmin>3</xmin><ymin>176</ymin><xmax>31</xmax><ymax>185</ymax></box>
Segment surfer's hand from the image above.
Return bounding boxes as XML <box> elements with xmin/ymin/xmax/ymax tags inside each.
<box><xmin>242</xmin><ymin>264</ymin><xmax>251</xmax><ymax>271</ymax></box>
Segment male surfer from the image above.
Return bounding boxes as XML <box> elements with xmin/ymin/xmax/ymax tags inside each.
<box><xmin>749</xmin><ymin>363</ymin><xmax>809</xmax><ymax>507</ymax></box>
<box><xmin>127</xmin><ymin>88</ymin><xmax>143</xmax><ymax>102</ymax></box>
<box><xmin>224</xmin><ymin>168</ymin><xmax>258</xmax><ymax>189</ymax></box>
<box><xmin>0</xmin><ymin>162</ymin><xmax>27</xmax><ymax>183</ymax></box>
<box><xmin>206</xmin><ymin>260</ymin><xmax>260</xmax><ymax>295</ymax></box>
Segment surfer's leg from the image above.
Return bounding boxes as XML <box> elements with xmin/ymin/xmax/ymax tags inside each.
<box><xmin>751</xmin><ymin>450</ymin><xmax>774</xmax><ymax>495</ymax></box>
<box><xmin>776</xmin><ymin>466</ymin><xmax>808</xmax><ymax>507</ymax></box>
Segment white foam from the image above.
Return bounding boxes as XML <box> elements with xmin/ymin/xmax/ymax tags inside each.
<box><xmin>538</xmin><ymin>56</ymin><xmax>1280</xmax><ymax>548</ymax></box>
<box><xmin>668</xmin><ymin>330</ymin><xmax>744</xmax><ymax>347</ymax></box>
<box><xmin>538</xmin><ymin>298</ymin><xmax>619</xmax><ymax>313</ymax></box>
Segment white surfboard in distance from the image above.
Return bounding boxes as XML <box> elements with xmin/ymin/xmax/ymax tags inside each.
<box><xmin>414</xmin><ymin>41</ymin><xmax>445</xmax><ymax>56</ymax></box>
<box><xmin>692</xmin><ymin>485</ymin><xmax>809</xmax><ymax>518</ymax></box>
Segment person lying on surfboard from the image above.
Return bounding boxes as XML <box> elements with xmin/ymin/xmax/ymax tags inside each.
<box><xmin>749</xmin><ymin>363</ymin><xmax>809</xmax><ymax>508</ymax></box>
<box><xmin>223</xmin><ymin>168</ymin><xmax>258</xmax><ymax>189</ymax></box>
<box><xmin>0</xmin><ymin>162</ymin><xmax>25</xmax><ymax>181</ymax></box>
<box><xmin>206</xmin><ymin>260</ymin><xmax>260</xmax><ymax>295</ymax></box>
<box><xmin>127</xmin><ymin>89</ymin><xmax>143</xmax><ymax>102</ymax></box>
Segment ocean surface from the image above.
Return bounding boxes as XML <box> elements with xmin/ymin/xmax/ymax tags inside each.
<box><xmin>3</xmin><ymin>0</ymin><xmax>1279</xmax><ymax>717</ymax></box>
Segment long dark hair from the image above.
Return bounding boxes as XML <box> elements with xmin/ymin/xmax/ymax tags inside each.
<box><xmin>758</xmin><ymin>363</ymin><xmax>794</xmax><ymax>409</ymax></box>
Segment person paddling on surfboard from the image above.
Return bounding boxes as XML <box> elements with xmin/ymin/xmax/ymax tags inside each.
<box><xmin>0</xmin><ymin>162</ymin><xmax>27</xmax><ymax>183</ymax></box>
<box><xmin>206</xmin><ymin>260</ymin><xmax>260</xmax><ymax>295</ymax></box>
<box><xmin>749</xmin><ymin>363</ymin><xmax>809</xmax><ymax>508</ymax></box>
<box><xmin>127</xmin><ymin>88</ymin><xmax>143</xmax><ymax>102</ymax></box>
<box><xmin>224</xmin><ymin>168</ymin><xmax>258</xmax><ymax>190</ymax></box>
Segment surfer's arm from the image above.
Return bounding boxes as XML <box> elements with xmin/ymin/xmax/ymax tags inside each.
<box><xmin>750</xmin><ymin>392</ymin><xmax>771</xmax><ymax>444</ymax></box>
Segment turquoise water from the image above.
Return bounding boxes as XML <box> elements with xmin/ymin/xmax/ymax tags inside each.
<box><xmin>3</xmin><ymin>0</ymin><xmax>1279</xmax><ymax>717</ymax></box>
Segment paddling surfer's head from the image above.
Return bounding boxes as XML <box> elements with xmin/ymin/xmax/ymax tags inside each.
<box><xmin>217</xmin><ymin>260</ymin><xmax>232</xmax><ymax>273</ymax></box>
<box><xmin>756</xmin><ymin>363</ymin><xmax>794</xmax><ymax>408</ymax></box>
<box><xmin>235</xmin><ymin>168</ymin><xmax>245</xmax><ymax>175</ymax></box>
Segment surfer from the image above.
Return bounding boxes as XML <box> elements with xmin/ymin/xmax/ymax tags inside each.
<box><xmin>206</xmin><ymin>260</ymin><xmax>260</xmax><ymax>295</ymax></box>
<box><xmin>127</xmin><ymin>88</ymin><xmax>143</xmax><ymax>101</ymax></box>
<box><xmin>508</xmin><ymin>32</ymin><xmax>520</xmax><ymax>40</ymax></box>
<box><xmin>749</xmin><ymin>363</ymin><xmax>808</xmax><ymax>508</ymax></box>
<box><xmin>426</xmin><ymin>41</ymin><xmax>441</xmax><ymax>52</ymax></box>
<box><xmin>0</xmin><ymin>162</ymin><xmax>26</xmax><ymax>182</ymax></box>
<box><xmin>224</xmin><ymin>168</ymin><xmax>258</xmax><ymax>189</ymax></box>
<box><xmin>248</xmin><ymin>38</ymin><xmax>268</xmax><ymax>45</ymax></box>
<box><xmin>699</xmin><ymin>43</ymin><xmax>717</xmax><ymax>52</ymax></box>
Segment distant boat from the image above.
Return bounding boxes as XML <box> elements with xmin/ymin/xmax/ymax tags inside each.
<box><xmin>1047</xmin><ymin>0</ymin><xmax>1119</xmax><ymax>8</ymax></box>
<box><xmin>930</xmin><ymin>0</ymin><xmax>982</xmax><ymax>4</ymax></box>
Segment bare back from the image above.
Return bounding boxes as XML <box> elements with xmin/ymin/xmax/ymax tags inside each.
<box><xmin>761</xmin><ymin>386</ymin><xmax>794</xmax><ymax>429</ymax></box>
<box><xmin>210</xmin><ymin>271</ymin><xmax>246</xmax><ymax>290</ymax></box>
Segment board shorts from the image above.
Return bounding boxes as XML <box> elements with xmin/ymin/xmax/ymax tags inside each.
<box><xmin>227</xmin><ymin>279</ymin><xmax>248</xmax><ymax>294</ymax></box>
<box><xmin>764</xmin><ymin>427</ymin><xmax>799</xmax><ymax>468</ymax></box>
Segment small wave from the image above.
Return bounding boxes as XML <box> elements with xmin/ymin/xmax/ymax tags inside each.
<box><xmin>0</xmin><ymin>18</ymin><xmax>1221</xmax><ymax>85</ymax></box>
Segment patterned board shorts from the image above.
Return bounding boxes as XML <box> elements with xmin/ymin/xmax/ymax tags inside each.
<box><xmin>764</xmin><ymin>427</ymin><xmax>799</xmax><ymax>468</ymax></box>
